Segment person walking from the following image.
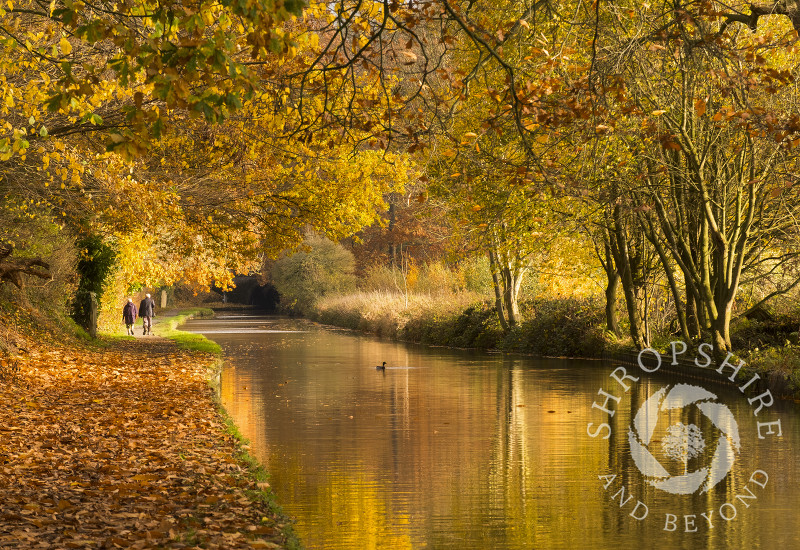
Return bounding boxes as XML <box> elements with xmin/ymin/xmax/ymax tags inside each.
<box><xmin>122</xmin><ymin>298</ymin><xmax>138</xmax><ymax>336</ymax></box>
<box><xmin>139</xmin><ymin>293</ymin><xmax>156</xmax><ymax>335</ymax></box>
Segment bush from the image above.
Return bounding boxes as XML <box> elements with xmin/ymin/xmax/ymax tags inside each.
<box><xmin>71</xmin><ymin>234</ymin><xmax>117</xmax><ymax>331</ymax></box>
<box><xmin>730</xmin><ymin>315</ymin><xmax>798</xmax><ymax>352</ymax></box>
<box><xmin>414</xmin><ymin>263</ymin><xmax>460</xmax><ymax>295</ymax></box>
<box><xmin>271</xmin><ymin>235</ymin><xmax>356</xmax><ymax>313</ymax></box>
<box><xmin>361</xmin><ymin>264</ymin><xmax>404</xmax><ymax>293</ymax></box>
<box><xmin>509</xmin><ymin>297</ymin><xmax>606</xmax><ymax>357</ymax></box>
<box><xmin>0</xmin><ymin>205</ymin><xmax>78</xmax><ymax>311</ymax></box>
<box><xmin>400</xmin><ymin>301</ymin><xmax>504</xmax><ymax>348</ymax></box>
<box><xmin>457</xmin><ymin>256</ymin><xmax>494</xmax><ymax>295</ymax></box>
<box><xmin>310</xmin><ymin>287</ymin><xmax>605</xmax><ymax>357</ymax></box>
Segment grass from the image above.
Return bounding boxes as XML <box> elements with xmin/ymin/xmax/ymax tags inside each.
<box><xmin>312</xmin><ymin>290</ymin><xmax>606</xmax><ymax>356</ymax></box>
<box><xmin>99</xmin><ymin>307</ymin><xmax>220</xmax><ymax>354</ymax></box>
<box><xmin>151</xmin><ymin>308</ymin><xmax>222</xmax><ymax>354</ymax></box>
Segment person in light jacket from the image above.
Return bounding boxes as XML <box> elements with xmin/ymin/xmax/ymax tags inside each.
<box><xmin>139</xmin><ymin>293</ymin><xmax>156</xmax><ymax>335</ymax></box>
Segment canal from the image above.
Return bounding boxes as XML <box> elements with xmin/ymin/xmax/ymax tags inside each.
<box><xmin>183</xmin><ymin>313</ymin><xmax>800</xmax><ymax>549</ymax></box>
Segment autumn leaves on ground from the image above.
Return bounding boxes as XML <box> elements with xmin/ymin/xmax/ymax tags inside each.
<box><xmin>0</xmin><ymin>321</ymin><xmax>296</xmax><ymax>549</ymax></box>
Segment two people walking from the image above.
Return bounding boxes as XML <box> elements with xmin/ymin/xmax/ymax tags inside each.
<box><xmin>122</xmin><ymin>293</ymin><xmax>156</xmax><ymax>336</ymax></box>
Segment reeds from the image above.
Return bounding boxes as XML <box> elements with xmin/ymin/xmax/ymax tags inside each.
<box><xmin>312</xmin><ymin>290</ymin><xmax>485</xmax><ymax>338</ymax></box>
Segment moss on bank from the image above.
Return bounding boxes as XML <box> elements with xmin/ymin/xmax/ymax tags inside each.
<box><xmin>152</xmin><ymin>307</ymin><xmax>222</xmax><ymax>354</ymax></box>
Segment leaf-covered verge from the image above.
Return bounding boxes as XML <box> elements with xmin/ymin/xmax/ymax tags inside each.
<box><xmin>0</xmin><ymin>308</ymin><xmax>300</xmax><ymax>549</ymax></box>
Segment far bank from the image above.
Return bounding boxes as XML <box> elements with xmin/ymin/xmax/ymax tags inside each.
<box><xmin>300</xmin><ymin>291</ymin><xmax>800</xmax><ymax>399</ymax></box>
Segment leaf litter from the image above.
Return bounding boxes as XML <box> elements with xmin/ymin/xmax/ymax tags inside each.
<box><xmin>0</xmin><ymin>336</ymin><xmax>293</xmax><ymax>549</ymax></box>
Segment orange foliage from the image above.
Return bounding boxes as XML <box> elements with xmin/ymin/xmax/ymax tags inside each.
<box><xmin>0</xmin><ymin>338</ymin><xmax>291</xmax><ymax>548</ymax></box>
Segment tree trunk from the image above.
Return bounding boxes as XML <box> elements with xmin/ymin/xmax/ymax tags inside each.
<box><xmin>685</xmin><ymin>292</ymin><xmax>699</xmax><ymax>339</ymax></box>
<box><xmin>501</xmin><ymin>264</ymin><xmax>523</xmax><ymax>326</ymax></box>
<box><xmin>610</xmin><ymin>206</ymin><xmax>648</xmax><ymax>349</ymax></box>
<box><xmin>0</xmin><ymin>244</ymin><xmax>51</xmax><ymax>288</ymax></box>
<box><xmin>488</xmin><ymin>244</ymin><xmax>527</xmax><ymax>331</ymax></box>
<box><xmin>387</xmin><ymin>202</ymin><xmax>397</xmax><ymax>266</ymax></box>
<box><xmin>712</xmin><ymin>300</ymin><xmax>733</xmax><ymax>353</ymax></box>
<box><xmin>488</xmin><ymin>250</ymin><xmax>510</xmax><ymax>332</ymax></box>
<box><xmin>605</xmin><ymin>271</ymin><xmax>621</xmax><ymax>336</ymax></box>
<box><xmin>642</xmin><ymin>216</ymin><xmax>691</xmax><ymax>341</ymax></box>
<box><xmin>597</xmin><ymin>228</ymin><xmax>622</xmax><ymax>337</ymax></box>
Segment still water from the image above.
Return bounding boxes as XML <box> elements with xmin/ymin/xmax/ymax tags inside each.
<box><xmin>183</xmin><ymin>314</ymin><xmax>800</xmax><ymax>549</ymax></box>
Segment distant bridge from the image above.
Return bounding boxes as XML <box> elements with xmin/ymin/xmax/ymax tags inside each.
<box><xmin>214</xmin><ymin>275</ymin><xmax>279</xmax><ymax>312</ymax></box>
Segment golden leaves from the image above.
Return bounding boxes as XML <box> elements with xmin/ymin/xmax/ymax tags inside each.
<box><xmin>58</xmin><ymin>36</ymin><xmax>72</xmax><ymax>55</ymax></box>
<box><xmin>398</xmin><ymin>50</ymin><xmax>417</xmax><ymax>65</ymax></box>
<box><xmin>694</xmin><ymin>98</ymin><xmax>706</xmax><ymax>117</ymax></box>
<box><xmin>0</xmin><ymin>337</ymin><xmax>290</xmax><ymax>549</ymax></box>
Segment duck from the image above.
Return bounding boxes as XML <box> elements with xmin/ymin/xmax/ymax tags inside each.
<box><xmin>376</xmin><ymin>362</ymin><xmax>387</xmax><ymax>370</ymax></box>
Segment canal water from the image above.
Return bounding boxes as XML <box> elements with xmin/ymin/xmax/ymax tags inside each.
<box><xmin>183</xmin><ymin>314</ymin><xmax>800</xmax><ymax>549</ymax></box>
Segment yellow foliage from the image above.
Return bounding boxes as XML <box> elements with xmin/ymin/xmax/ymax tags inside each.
<box><xmin>1</xmin><ymin>0</ymin><xmax>418</xmax><ymax>305</ymax></box>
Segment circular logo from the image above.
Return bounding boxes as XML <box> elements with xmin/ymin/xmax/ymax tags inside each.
<box><xmin>628</xmin><ymin>383</ymin><xmax>741</xmax><ymax>495</ymax></box>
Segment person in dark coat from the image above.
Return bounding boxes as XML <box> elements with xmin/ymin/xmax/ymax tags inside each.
<box><xmin>139</xmin><ymin>293</ymin><xmax>156</xmax><ymax>335</ymax></box>
<box><xmin>122</xmin><ymin>298</ymin><xmax>138</xmax><ymax>336</ymax></box>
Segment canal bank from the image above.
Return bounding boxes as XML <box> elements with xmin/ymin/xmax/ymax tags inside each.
<box><xmin>306</xmin><ymin>294</ymin><xmax>800</xmax><ymax>400</ymax></box>
<box><xmin>0</xmin><ymin>308</ymin><xmax>299</xmax><ymax>549</ymax></box>
<box><xmin>606</xmin><ymin>346</ymin><xmax>798</xmax><ymax>400</ymax></box>
<box><xmin>155</xmin><ymin>309</ymin><xmax>302</xmax><ymax>550</ymax></box>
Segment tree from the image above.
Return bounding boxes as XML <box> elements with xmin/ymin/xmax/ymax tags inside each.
<box><xmin>348</xmin><ymin>183</ymin><xmax>452</xmax><ymax>272</ymax></box>
<box><xmin>591</xmin><ymin>1</ymin><xmax>800</xmax><ymax>352</ymax></box>
<box><xmin>0</xmin><ymin>0</ymin><xmax>419</xmax><ymax>301</ymax></box>
<box><xmin>105</xmin><ymin>109</ymin><xmax>414</xmax><ymax>290</ymax></box>
<box><xmin>1</xmin><ymin>0</ymin><xmax>305</xmax><ymax>291</ymax></box>
<box><xmin>427</xmin><ymin>127</ymin><xmax>568</xmax><ymax>330</ymax></box>
<box><xmin>0</xmin><ymin>244</ymin><xmax>49</xmax><ymax>288</ymax></box>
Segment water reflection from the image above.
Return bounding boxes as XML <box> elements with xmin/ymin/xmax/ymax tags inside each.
<box><xmin>183</xmin><ymin>315</ymin><xmax>800</xmax><ymax>549</ymax></box>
